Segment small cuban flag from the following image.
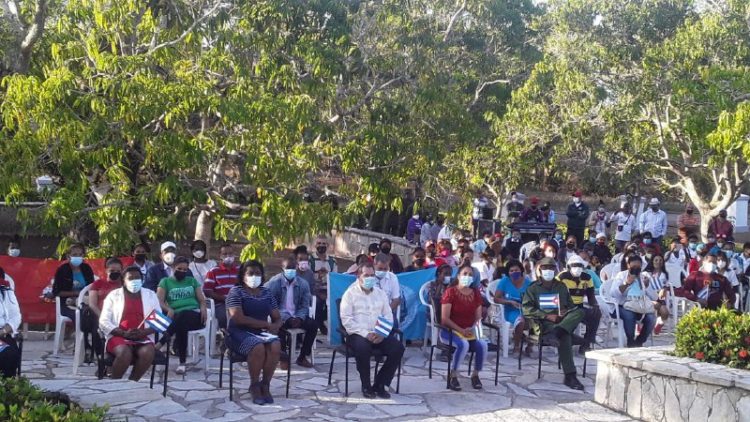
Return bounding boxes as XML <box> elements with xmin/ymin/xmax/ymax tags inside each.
<box><xmin>539</xmin><ymin>293</ymin><xmax>561</xmax><ymax>315</ymax></box>
<box><xmin>373</xmin><ymin>315</ymin><xmax>393</xmax><ymax>338</ymax></box>
<box><xmin>144</xmin><ymin>309</ymin><xmax>172</xmax><ymax>333</ymax></box>
<box><xmin>697</xmin><ymin>287</ymin><xmax>710</xmax><ymax>301</ymax></box>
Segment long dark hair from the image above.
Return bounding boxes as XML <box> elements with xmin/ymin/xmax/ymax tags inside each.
<box><xmin>0</xmin><ymin>267</ymin><xmax>15</xmax><ymax>302</ymax></box>
<box><xmin>236</xmin><ymin>260</ymin><xmax>264</xmax><ymax>285</ymax></box>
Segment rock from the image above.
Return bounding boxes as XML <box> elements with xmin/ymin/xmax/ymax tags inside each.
<box><xmin>707</xmin><ymin>389</ymin><xmax>738</xmax><ymax>422</ymax></box>
<box><xmin>625</xmin><ymin>371</ymin><xmax>642</xmax><ymax>419</ymax></box>
<box><xmin>31</xmin><ymin>379</ymin><xmax>79</xmax><ymax>391</ymax></box>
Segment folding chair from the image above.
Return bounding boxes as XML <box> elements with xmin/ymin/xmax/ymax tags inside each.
<box><xmin>428</xmin><ymin>323</ymin><xmax>480</xmax><ymax>389</ymax></box>
<box><xmin>327</xmin><ymin>298</ymin><xmax>402</xmax><ymax>396</ymax></box>
<box><xmin>518</xmin><ymin>317</ymin><xmax>587</xmax><ymax>379</ymax></box>
<box><xmin>52</xmin><ymin>278</ymin><xmax>73</xmax><ymax>356</ymax></box>
<box><xmin>96</xmin><ymin>331</ymin><xmax>172</xmax><ymax>397</ymax></box>
<box><xmin>15</xmin><ymin>332</ymin><xmax>23</xmax><ymax>377</ymax></box>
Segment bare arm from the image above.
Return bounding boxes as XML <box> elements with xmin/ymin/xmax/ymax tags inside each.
<box><xmin>156</xmin><ymin>287</ymin><xmax>172</xmax><ymax>316</ymax></box>
<box><xmin>88</xmin><ymin>290</ymin><xmax>101</xmax><ymax>316</ymax></box>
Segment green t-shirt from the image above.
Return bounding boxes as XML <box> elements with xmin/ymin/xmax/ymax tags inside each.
<box><xmin>159</xmin><ymin>276</ymin><xmax>200</xmax><ymax>313</ymax></box>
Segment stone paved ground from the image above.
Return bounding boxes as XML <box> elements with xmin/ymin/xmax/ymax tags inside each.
<box><xmin>20</xmin><ymin>333</ymin><xmax>675</xmax><ymax>422</ymax></box>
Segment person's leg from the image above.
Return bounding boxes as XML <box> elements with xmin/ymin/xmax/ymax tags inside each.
<box><xmin>262</xmin><ymin>341</ymin><xmax>280</xmax><ymax>382</ymax></box>
<box><xmin>247</xmin><ymin>344</ymin><xmax>265</xmax><ymax>383</ymax></box>
<box><xmin>174</xmin><ymin>311</ymin><xmax>203</xmax><ymax>364</ymax></box>
<box><xmin>215</xmin><ymin>302</ymin><xmax>227</xmax><ymax>329</ymax></box>
<box><xmin>469</xmin><ymin>339</ymin><xmax>488</xmax><ymax>374</ymax></box>
<box><xmin>558</xmin><ymin>330</ymin><xmax>575</xmax><ymax>375</ymax></box>
<box><xmin>130</xmin><ymin>344</ymin><xmax>155</xmax><ymax>381</ymax></box>
<box><xmin>299</xmin><ymin>317</ymin><xmax>318</xmax><ymax>360</ymax></box>
<box><xmin>0</xmin><ymin>336</ymin><xmax>20</xmax><ymax>377</ymax></box>
<box><xmin>279</xmin><ymin>318</ymin><xmax>293</xmax><ymax>363</ymax></box>
<box><xmin>512</xmin><ymin>319</ymin><xmax>524</xmax><ymax>353</ymax></box>
<box><xmin>439</xmin><ymin>329</ymin><xmax>469</xmax><ymax>375</ymax></box>
<box><xmin>372</xmin><ymin>336</ymin><xmax>405</xmax><ymax>390</ymax></box>
<box><xmin>347</xmin><ymin>334</ymin><xmax>373</xmax><ymax>391</ymax></box>
<box><xmin>110</xmin><ymin>345</ymin><xmax>134</xmax><ymax>379</ymax></box>
<box><xmin>582</xmin><ymin>306</ymin><xmax>602</xmax><ymax>348</ymax></box>
<box><xmin>636</xmin><ymin>313</ymin><xmax>655</xmax><ymax>346</ymax></box>
<box><xmin>315</xmin><ymin>296</ymin><xmax>328</xmax><ymax>335</ymax></box>
<box><xmin>618</xmin><ymin>306</ymin><xmax>637</xmax><ymax>346</ymax></box>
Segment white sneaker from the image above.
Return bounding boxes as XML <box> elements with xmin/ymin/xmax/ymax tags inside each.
<box><xmin>175</xmin><ymin>365</ymin><xmax>186</xmax><ymax>375</ymax></box>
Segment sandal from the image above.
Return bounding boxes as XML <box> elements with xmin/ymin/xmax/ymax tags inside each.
<box><xmin>471</xmin><ymin>374</ymin><xmax>483</xmax><ymax>390</ymax></box>
<box><xmin>249</xmin><ymin>382</ymin><xmax>265</xmax><ymax>405</ymax></box>
<box><xmin>448</xmin><ymin>376</ymin><xmax>462</xmax><ymax>391</ymax></box>
<box><xmin>260</xmin><ymin>381</ymin><xmax>274</xmax><ymax>404</ymax></box>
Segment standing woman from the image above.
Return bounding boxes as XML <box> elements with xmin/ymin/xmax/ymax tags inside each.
<box><xmin>225</xmin><ymin>260</ymin><xmax>282</xmax><ymax>405</ymax></box>
<box><xmin>0</xmin><ymin>269</ymin><xmax>21</xmax><ymax>377</ymax></box>
<box><xmin>156</xmin><ymin>256</ymin><xmax>207</xmax><ymax>375</ymax></box>
<box><xmin>440</xmin><ymin>264</ymin><xmax>487</xmax><ymax>391</ymax></box>
<box><xmin>493</xmin><ymin>260</ymin><xmax>533</xmax><ymax>356</ymax></box>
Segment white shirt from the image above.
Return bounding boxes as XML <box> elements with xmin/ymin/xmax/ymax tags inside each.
<box><xmin>665</xmin><ymin>249</ymin><xmax>688</xmax><ymax>268</ymax></box>
<box><xmin>99</xmin><ymin>288</ymin><xmax>162</xmax><ymax>343</ymax></box>
<box><xmin>438</xmin><ymin>225</ymin><xmax>453</xmax><ymax>241</ymax></box>
<box><xmin>189</xmin><ymin>260</ymin><xmax>217</xmax><ymax>285</ymax></box>
<box><xmin>472</xmin><ymin>197</ymin><xmax>488</xmax><ymax>220</ymax></box>
<box><xmin>420</xmin><ymin>222</ymin><xmax>432</xmax><ymax>245</ymax></box>
<box><xmin>283</xmin><ymin>279</ymin><xmax>296</xmax><ymax>315</ymax></box>
<box><xmin>376</xmin><ymin>272</ymin><xmax>401</xmax><ymax>302</ymax></box>
<box><xmin>0</xmin><ymin>289</ymin><xmax>21</xmax><ymax>335</ymax></box>
<box><xmin>472</xmin><ymin>261</ymin><xmax>495</xmax><ymax>282</ymax></box>
<box><xmin>610</xmin><ymin>212</ymin><xmax>636</xmax><ymax>242</ymax></box>
<box><xmin>639</xmin><ymin>209</ymin><xmax>668</xmax><ymax>238</ymax></box>
<box><xmin>609</xmin><ymin>270</ymin><xmax>658</xmax><ymax>305</ymax></box>
<box><xmin>340</xmin><ymin>283</ymin><xmax>393</xmax><ymax>338</ymax></box>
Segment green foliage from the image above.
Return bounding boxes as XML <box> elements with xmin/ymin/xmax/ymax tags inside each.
<box><xmin>0</xmin><ymin>376</ymin><xmax>107</xmax><ymax>421</ymax></box>
<box><xmin>674</xmin><ymin>307</ymin><xmax>750</xmax><ymax>369</ymax></box>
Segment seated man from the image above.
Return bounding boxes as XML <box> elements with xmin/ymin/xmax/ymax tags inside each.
<box><xmin>522</xmin><ymin>257</ymin><xmax>585</xmax><ymax>390</ymax></box>
<box><xmin>556</xmin><ymin>255</ymin><xmax>601</xmax><ymax>354</ymax></box>
<box><xmin>99</xmin><ymin>266</ymin><xmax>159</xmax><ymax>380</ymax></box>
<box><xmin>677</xmin><ymin>254</ymin><xmax>735</xmax><ymax>310</ymax></box>
<box><xmin>340</xmin><ymin>261</ymin><xmax>405</xmax><ymax>399</ymax></box>
<box><xmin>203</xmin><ymin>244</ymin><xmax>240</xmax><ymax>330</ymax></box>
<box><xmin>265</xmin><ymin>255</ymin><xmax>317</xmax><ymax>368</ymax></box>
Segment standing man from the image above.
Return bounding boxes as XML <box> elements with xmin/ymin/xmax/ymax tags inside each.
<box><xmin>340</xmin><ymin>262</ymin><xmax>405</xmax><ymax>399</ymax></box>
<box><xmin>522</xmin><ymin>257</ymin><xmax>585</xmax><ymax>390</ymax></box>
<box><xmin>566</xmin><ymin>190</ymin><xmax>590</xmax><ymax>249</ymax></box>
<box><xmin>639</xmin><ymin>198</ymin><xmax>668</xmax><ymax>247</ymax></box>
<box><xmin>373</xmin><ymin>254</ymin><xmax>402</xmax><ymax>326</ymax></box>
<box><xmin>472</xmin><ymin>192</ymin><xmax>489</xmax><ymax>238</ymax></box>
<box><xmin>506</xmin><ymin>191</ymin><xmax>524</xmax><ymax>224</ymax></box>
<box><xmin>556</xmin><ymin>255</ymin><xmax>600</xmax><ymax>354</ymax></box>
<box><xmin>379</xmin><ymin>239</ymin><xmax>404</xmax><ymax>274</ymax></box>
<box><xmin>709</xmin><ymin>209</ymin><xmax>734</xmax><ymax>240</ymax></box>
<box><xmin>311</xmin><ymin>235</ymin><xmax>337</xmax><ymax>335</ymax></box>
<box><xmin>266</xmin><ymin>255</ymin><xmax>317</xmax><ymax>368</ymax></box>
<box><xmin>406</xmin><ymin>213</ymin><xmax>423</xmax><ymax>245</ymax></box>
<box><xmin>609</xmin><ymin>203</ymin><xmax>636</xmax><ymax>253</ymax></box>
<box><xmin>131</xmin><ymin>243</ymin><xmax>154</xmax><ymax>281</ymax></box>
<box><xmin>203</xmin><ymin>244</ymin><xmax>240</xmax><ymax>330</ymax></box>
<box><xmin>519</xmin><ymin>197</ymin><xmax>545</xmax><ymax>223</ymax></box>
<box><xmin>677</xmin><ymin>204</ymin><xmax>700</xmax><ymax>245</ymax></box>
<box><xmin>144</xmin><ymin>241</ymin><xmax>192</xmax><ymax>291</ymax></box>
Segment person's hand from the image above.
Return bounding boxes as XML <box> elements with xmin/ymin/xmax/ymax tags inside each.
<box><xmin>366</xmin><ymin>333</ymin><xmax>378</xmax><ymax>343</ymax></box>
<box><xmin>2</xmin><ymin>324</ymin><xmax>12</xmax><ymax>335</ymax></box>
<box><xmin>131</xmin><ymin>329</ymin><xmax>149</xmax><ymax>340</ymax></box>
<box><xmin>167</xmin><ymin>309</ymin><xmax>174</xmax><ymax>319</ymax></box>
<box><xmin>462</xmin><ymin>328</ymin><xmax>474</xmax><ymax>338</ymax></box>
<box><xmin>372</xmin><ymin>334</ymin><xmax>384</xmax><ymax>344</ymax></box>
<box><xmin>545</xmin><ymin>314</ymin><xmax>559</xmax><ymax>323</ymax></box>
<box><xmin>288</xmin><ymin>318</ymin><xmax>302</xmax><ymax>329</ymax></box>
<box><xmin>200</xmin><ymin>308</ymin><xmax>207</xmax><ymax>325</ymax></box>
<box><xmin>626</xmin><ymin>274</ymin><xmax>636</xmax><ymax>285</ymax></box>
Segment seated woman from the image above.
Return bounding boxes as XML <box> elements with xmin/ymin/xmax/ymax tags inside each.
<box><xmin>87</xmin><ymin>257</ymin><xmax>123</xmax><ymax>361</ymax></box>
<box><xmin>644</xmin><ymin>254</ymin><xmax>670</xmax><ymax>334</ymax></box>
<box><xmin>610</xmin><ymin>255</ymin><xmax>657</xmax><ymax>347</ymax></box>
<box><xmin>440</xmin><ymin>264</ymin><xmax>487</xmax><ymax>391</ymax></box>
<box><xmin>156</xmin><ymin>256</ymin><xmax>207</xmax><ymax>375</ymax></box>
<box><xmin>0</xmin><ymin>270</ymin><xmax>21</xmax><ymax>377</ymax></box>
<box><xmin>52</xmin><ymin>243</ymin><xmax>95</xmax><ymax>323</ymax></box>
<box><xmin>493</xmin><ymin>260</ymin><xmax>532</xmax><ymax>356</ymax></box>
<box><xmin>99</xmin><ymin>266</ymin><xmax>159</xmax><ymax>380</ymax></box>
<box><xmin>225</xmin><ymin>260</ymin><xmax>282</xmax><ymax>406</ymax></box>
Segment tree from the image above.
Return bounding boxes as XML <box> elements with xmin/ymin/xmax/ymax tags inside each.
<box><xmin>0</xmin><ymin>0</ymin><xmax>50</xmax><ymax>75</ymax></box>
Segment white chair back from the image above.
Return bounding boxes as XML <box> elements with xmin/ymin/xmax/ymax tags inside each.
<box><xmin>72</xmin><ymin>284</ymin><xmax>94</xmax><ymax>374</ymax></box>
<box><xmin>665</xmin><ymin>264</ymin><xmax>685</xmax><ymax>289</ymax></box>
<box><xmin>600</xmin><ymin>263</ymin><xmax>620</xmax><ymax>283</ymax></box>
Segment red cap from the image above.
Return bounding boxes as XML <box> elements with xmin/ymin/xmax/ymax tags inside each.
<box><xmin>530</xmin><ymin>196</ymin><xmax>539</xmax><ymax>205</ymax></box>
<box><xmin>573</xmin><ymin>190</ymin><xmax>583</xmax><ymax>198</ymax></box>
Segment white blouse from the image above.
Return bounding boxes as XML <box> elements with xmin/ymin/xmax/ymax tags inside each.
<box><xmin>0</xmin><ymin>289</ymin><xmax>21</xmax><ymax>335</ymax></box>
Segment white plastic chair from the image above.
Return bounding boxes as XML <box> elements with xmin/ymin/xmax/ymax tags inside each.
<box><xmin>188</xmin><ymin>298</ymin><xmax>213</xmax><ymax>373</ymax></box>
<box><xmin>285</xmin><ymin>298</ymin><xmax>318</xmax><ymax>364</ymax></box>
<box><xmin>485</xmin><ymin>280</ymin><xmax>511</xmax><ymax>358</ymax></box>
<box><xmin>600</xmin><ymin>263</ymin><xmax>620</xmax><ymax>284</ymax></box>
<box><xmin>665</xmin><ymin>263</ymin><xmax>700</xmax><ymax>325</ymax></box>
<box><xmin>72</xmin><ymin>284</ymin><xmax>94</xmax><ymax>374</ymax></box>
<box><xmin>418</xmin><ymin>281</ymin><xmax>437</xmax><ymax>348</ymax></box>
<box><xmin>52</xmin><ymin>278</ymin><xmax>73</xmax><ymax>356</ymax></box>
<box><xmin>599</xmin><ymin>275</ymin><xmax>626</xmax><ymax>348</ymax></box>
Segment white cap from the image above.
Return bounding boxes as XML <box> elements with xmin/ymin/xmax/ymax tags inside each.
<box><xmin>160</xmin><ymin>241</ymin><xmax>177</xmax><ymax>252</ymax></box>
<box><xmin>596</xmin><ymin>232</ymin><xmax>606</xmax><ymax>240</ymax></box>
<box><xmin>649</xmin><ymin>198</ymin><xmax>660</xmax><ymax>205</ymax></box>
<box><xmin>567</xmin><ymin>254</ymin><xmax>586</xmax><ymax>267</ymax></box>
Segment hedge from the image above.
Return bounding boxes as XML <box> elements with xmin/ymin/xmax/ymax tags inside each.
<box><xmin>674</xmin><ymin>307</ymin><xmax>750</xmax><ymax>369</ymax></box>
<box><xmin>0</xmin><ymin>377</ymin><xmax>107</xmax><ymax>421</ymax></box>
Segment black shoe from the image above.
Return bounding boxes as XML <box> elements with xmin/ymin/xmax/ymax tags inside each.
<box><xmin>448</xmin><ymin>376</ymin><xmax>462</xmax><ymax>391</ymax></box>
<box><xmin>319</xmin><ymin>326</ymin><xmax>328</xmax><ymax>336</ymax></box>
<box><xmin>471</xmin><ymin>375</ymin><xmax>482</xmax><ymax>390</ymax></box>
<box><xmin>541</xmin><ymin>332</ymin><xmax>560</xmax><ymax>347</ymax></box>
<box><xmin>374</xmin><ymin>384</ymin><xmax>391</xmax><ymax>399</ymax></box>
<box><xmin>564</xmin><ymin>374</ymin><xmax>584</xmax><ymax>391</ymax></box>
<box><xmin>362</xmin><ymin>387</ymin><xmax>376</xmax><ymax>399</ymax></box>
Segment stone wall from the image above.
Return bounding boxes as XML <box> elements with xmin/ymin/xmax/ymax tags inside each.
<box><xmin>587</xmin><ymin>346</ymin><xmax>750</xmax><ymax>422</ymax></box>
<box><xmin>331</xmin><ymin>227</ymin><xmax>414</xmax><ymax>264</ymax></box>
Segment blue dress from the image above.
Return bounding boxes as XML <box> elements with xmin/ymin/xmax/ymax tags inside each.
<box><xmin>225</xmin><ymin>285</ymin><xmax>279</xmax><ymax>356</ymax></box>
<box><xmin>496</xmin><ymin>276</ymin><xmax>532</xmax><ymax>326</ymax></box>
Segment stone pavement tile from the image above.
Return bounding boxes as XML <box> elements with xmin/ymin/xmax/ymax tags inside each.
<box><xmin>506</xmin><ymin>382</ymin><xmax>537</xmax><ymax>398</ymax></box>
<box><xmin>136</xmin><ymin>399</ymin><xmax>187</xmax><ymax>418</ymax></box>
<box><xmin>425</xmin><ymin>391</ymin><xmax>512</xmax><ymax>417</ymax></box>
<box><xmin>397</xmin><ymin>376</ymin><xmax>456</xmax><ymax>394</ymax></box>
<box><xmin>169</xmin><ymin>380</ymin><xmax>217</xmax><ymax>390</ymax></box>
<box><xmin>109</xmin><ymin>400</ymin><xmax>149</xmax><ymax>412</ymax></box>
<box><xmin>512</xmin><ymin>397</ymin><xmax>582</xmax><ymax>421</ymax></box>
<box><xmin>253</xmin><ymin>409</ymin><xmax>301</xmax><ymax>421</ymax></box>
<box><xmin>376</xmin><ymin>403</ymin><xmax>431</xmax><ymax>417</ymax></box>
<box><xmin>527</xmin><ymin>380</ymin><xmax>588</xmax><ymax>395</ymax></box>
<box><xmin>76</xmin><ymin>388</ymin><xmax>164</xmax><ymax>407</ymax></box>
<box><xmin>31</xmin><ymin>379</ymin><xmax>79</xmax><ymax>391</ymax></box>
<box><xmin>558</xmin><ymin>401</ymin><xmax>634</xmax><ymax>421</ymax></box>
<box><xmin>184</xmin><ymin>389</ymin><xmax>229</xmax><ymax>401</ymax></box>
<box><xmin>161</xmin><ymin>410</ymin><xmax>212</xmax><ymax>422</ymax></box>
<box><xmin>345</xmin><ymin>404</ymin><xmax>383</xmax><ymax>420</ymax></box>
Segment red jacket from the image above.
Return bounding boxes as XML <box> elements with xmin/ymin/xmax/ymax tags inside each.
<box><xmin>677</xmin><ymin>271</ymin><xmax>735</xmax><ymax>310</ymax></box>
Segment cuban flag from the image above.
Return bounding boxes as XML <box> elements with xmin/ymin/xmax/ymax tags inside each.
<box><xmin>539</xmin><ymin>293</ymin><xmax>561</xmax><ymax>315</ymax></box>
<box><xmin>373</xmin><ymin>316</ymin><xmax>393</xmax><ymax>338</ymax></box>
<box><xmin>144</xmin><ymin>309</ymin><xmax>172</xmax><ymax>333</ymax></box>
<box><xmin>697</xmin><ymin>287</ymin><xmax>709</xmax><ymax>301</ymax></box>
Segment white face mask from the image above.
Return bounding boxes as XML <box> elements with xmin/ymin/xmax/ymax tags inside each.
<box><xmin>570</xmin><ymin>267</ymin><xmax>583</xmax><ymax>278</ymax></box>
<box><xmin>192</xmin><ymin>250</ymin><xmax>205</xmax><ymax>259</ymax></box>
<box><xmin>222</xmin><ymin>256</ymin><xmax>235</xmax><ymax>266</ymax></box>
<box><xmin>541</xmin><ymin>269</ymin><xmax>556</xmax><ymax>281</ymax></box>
<box><xmin>298</xmin><ymin>260</ymin><xmax>310</xmax><ymax>271</ymax></box>
<box><xmin>245</xmin><ymin>275</ymin><xmax>262</xmax><ymax>288</ymax></box>
<box><xmin>458</xmin><ymin>275</ymin><xmax>473</xmax><ymax>287</ymax></box>
<box><xmin>702</xmin><ymin>263</ymin><xmax>717</xmax><ymax>274</ymax></box>
<box><xmin>163</xmin><ymin>252</ymin><xmax>176</xmax><ymax>265</ymax></box>
<box><xmin>8</xmin><ymin>249</ymin><xmax>20</xmax><ymax>257</ymax></box>
<box><xmin>544</xmin><ymin>250</ymin><xmax>555</xmax><ymax>258</ymax></box>
<box><xmin>717</xmin><ymin>261</ymin><xmax>727</xmax><ymax>270</ymax></box>
<box><xmin>125</xmin><ymin>279</ymin><xmax>143</xmax><ymax>294</ymax></box>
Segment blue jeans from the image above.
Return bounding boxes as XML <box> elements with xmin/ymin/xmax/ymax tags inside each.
<box><xmin>439</xmin><ymin>329</ymin><xmax>487</xmax><ymax>373</ymax></box>
<box><xmin>617</xmin><ymin>305</ymin><xmax>655</xmax><ymax>347</ymax></box>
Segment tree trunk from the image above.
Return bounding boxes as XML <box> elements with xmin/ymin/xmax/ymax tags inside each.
<box><xmin>194</xmin><ymin>210</ymin><xmax>213</xmax><ymax>249</ymax></box>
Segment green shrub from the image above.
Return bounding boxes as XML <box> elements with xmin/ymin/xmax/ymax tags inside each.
<box><xmin>0</xmin><ymin>377</ymin><xmax>108</xmax><ymax>421</ymax></box>
<box><xmin>674</xmin><ymin>307</ymin><xmax>750</xmax><ymax>369</ymax></box>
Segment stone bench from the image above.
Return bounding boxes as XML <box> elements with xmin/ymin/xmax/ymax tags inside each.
<box><xmin>586</xmin><ymin>346</ymin><xmax>750</xmax><ymax>422</ymax></box>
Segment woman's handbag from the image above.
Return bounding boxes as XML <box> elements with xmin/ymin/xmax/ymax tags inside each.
<box><xmin>623</xmin><ymin>276</ymin><xmax>655</xmax><ymax>315</ymax></box>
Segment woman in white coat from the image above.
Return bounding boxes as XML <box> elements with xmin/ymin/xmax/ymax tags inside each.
<box><xmin>0</xmin><ymin>267</ymin><xmax>22</xmax><ymax>377</ymax></box>
<box><xmin>99</xmin><ymin>266</ymin><xmax>161</xmax><ymax>380</ymax></box>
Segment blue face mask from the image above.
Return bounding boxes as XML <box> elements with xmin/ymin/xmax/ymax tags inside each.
<box><xmin>689</xmin><ymin>242</ymin><xmax>697</xmax><ymax>250</ymax></box>
<box><xmin>458</xmin><ymin>275</ymin><xmax>473</xmax><ymax>287</ymax></box>
<box><xmin>589</xmin><ymin>237</ymin><xmax>596</xmax><ymax>243</ymax></box>
<box><xmin>509</xmin><ymin>271</ymin><xmax>523</xmax><ymax>281</ymax></box>
<box><xmin>363</xmin><ymin>276</ymin><xmax>378</xmax><ymax>290</ymax></box>
<box><xmin>555</xmin><ymin>234</ymin><xmax>563</xmax><ymax>241</ymax></box>
<box><xmin>375</xmin><ymin>270</ymin><xmax>387</xmax><ymax>279</ymax></box>
<box><xmin>70</xmin><ymin>256</ymin><xmax>84</xmax><ymax>267</ymax></box>
<box><xmin>283</xmin><ymin>269</ymin><xmax>297</xmax><ymax>280</ymax></box>
<box><xmin>443</xmin><ymin>276</ymin><xmax>452</xmax><ymax>285</ymax></box>
<box><xmin>644</xmin><ymin>239</ymin><xmax>652</xmax><ymax>245</ymax></box>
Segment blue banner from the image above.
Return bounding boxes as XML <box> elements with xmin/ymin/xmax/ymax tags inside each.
<box><xmin>328</xmin><ymin>268</ymin><xmax>435</xmax><ymax>346</ymax></box>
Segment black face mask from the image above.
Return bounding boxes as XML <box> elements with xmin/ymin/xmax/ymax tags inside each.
<box><xmin>566</xmin><ymin>243</ymin><xmax>575</xmax><ymax>249</ymax></box>
<box><xmin>414</xmin><ymin>258</ymin><xmax>425</xmax><ymax>266</ymax></box>
<box><xmin>134</xmin><ymin>253</ymin><xmax>147</xmax><ymax>262</ymax></box>
<box><xmin>629</xmin><ymin>267</ymin><xmax>641</xmax><ymax>276</ymax></box>
<box><xmin>108</xmin><ymin>271</ymin><xmax>121</xmax><ymax>281</ymax></box>
<box><xmin>316</xmin><ymin>246</ymin><xmax>327</xmax><ymax>254</ymax></box>
<box><xmin>686</xmin><ymin>210</ymin><xmax>694</xmax><ymax>215</ymax></box>
<box><xmin>381</xmin><ymin>246</ymin><xmax>391</xmax><ymax>254</ymax></box>
<box><xmin>174</xmin><ymin>270</ymin><xmax>188</xmax><ymax>281</ymax></box>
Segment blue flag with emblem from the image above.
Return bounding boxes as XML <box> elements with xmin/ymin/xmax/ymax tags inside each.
<box><xmin>144</xmin><ymin>309</ymin><xmax>172</xmax><ymax>333</ymax></box>
<box><xmin>539</xmin><ymin>293</ymin><xmax>560</xmax><ymax>315</ymax></box>
<box><xmin>373</xmin><ymin>315</ymin><xmax>393</xmax><ymax>338</ymax></box>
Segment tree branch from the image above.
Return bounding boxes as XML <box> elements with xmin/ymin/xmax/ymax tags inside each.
<box><xmin>443</xmin><ymin>0</ymin><xmax>467</xmax><ymax>42</ymax></box>
<box><xmin>147</xmin><ymin>0</ymin><xmax>227</xmax><ymax>55</ymax></box>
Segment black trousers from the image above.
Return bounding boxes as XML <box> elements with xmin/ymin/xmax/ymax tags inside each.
<box><xmin>164</xmin><ymin>310</ymin><xmax>204</xmax><ymax>364</ymax></box>
<box><xmin>280</xmin><ymin>317</ymin><xmax>318</xmax><ymax>359</ymax></box>
<box><xmin>0</xmin><ymin>335</ymin><xmax>20</xmax><ymax>377</ymax></box>
<box><xmin>348</xmin><ymin>334</ymin><xmax>404</xmax><ymax>390</ymax></box>
<box><xmin>215</xmin><ymin>302</ymin><xmax>227</xmax><ymax>329</ymax></box>
<box><xmin>315</xmin><ymin>296</ymin><xmax>327</xmax><ymax>333</ymax></box>
<box><xmin>580</xmin><ymin>306</ymin><xmax>602</xmax><ymax>345</ymax></box>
